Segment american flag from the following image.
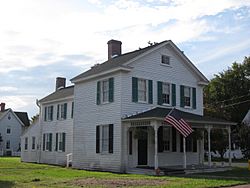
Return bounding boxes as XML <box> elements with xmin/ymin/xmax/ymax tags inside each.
<box><xmin>165</xmin><ymin>109</ymin><xmax>193</xmax><ymax>137</ymax></box>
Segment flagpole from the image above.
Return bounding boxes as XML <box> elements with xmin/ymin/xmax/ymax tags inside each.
<box><xmin>166</xmin><ymin>107</ymin><xmax>175</xmax><ymax>116</ymax></box>
<box><xmin>183</xmin><ymin>136</ymin><xmax>187</xmax><ymax>169</ymax></box>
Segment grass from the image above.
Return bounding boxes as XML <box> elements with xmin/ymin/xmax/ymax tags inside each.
<box><xmin>0</xmin><ymin>157</ymin><xmax>249</xmax><ymax>187</ymax></box>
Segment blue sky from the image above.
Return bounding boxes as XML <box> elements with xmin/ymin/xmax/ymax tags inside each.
<box><xmin>0</xmin><ymin>0</ymin><xmax>249</xmax><ymax>118</ymax></box>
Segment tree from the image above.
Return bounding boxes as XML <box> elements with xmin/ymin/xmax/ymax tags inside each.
<box><xmin>30</xmin><ymin>114</ymin><xmax>39</xmax><ymax>124</ymax></box>
<box><xmin>204</xmin><ymin>56</ymin><xmax>250</xmax><ymax>158</ymax></box>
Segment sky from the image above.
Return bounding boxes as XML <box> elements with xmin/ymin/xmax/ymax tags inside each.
<box><xmin>0</xmin><ymin>0</ymin><xmax>250</xmax><ymax>118</ymax></box>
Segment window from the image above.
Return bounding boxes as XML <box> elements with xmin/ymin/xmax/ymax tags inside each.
<box><xmin>71</xmin><ymin>102</ymin><xmax>74</xmax><ymax>119</ymax></box>
<box><xmin>24</xmin><ymin>137</ymin><xmax>28</xmax><ymax>150</ymax></box>
<box><xmin>6</xmin><ymin>128</ymin><xmax>11</xmax><ymax>135</ymax></box>
<box><xmin>102</xmin><ymin>125</ymin><xmax>109</xmax><ymax>152</ymax></box>
<box><xmin>163</xmin><ymin>127</ymin><xmax>171</xmax><ymax>151</ymax></box>
<box><xmin>138</xmin><ymin>78</ymin><xmax>147</xmax><ymax>102</ymax></box>
<box><xmin>96</xmin><ymin>124</ymin><xmax>113</xmax><ymax>154</ymax></box>
<box><xmin>97</xmin><ymin>78</ymin><xmax>114</xmax><ymax>105</ymax></box>
<box><xmin>102</xmin><ymin>80</ymin><xmax>109</xmax><ymax>103</ymax></box>
<box><xmin>32</xmin><ymin>137</ymin><xmax>36</xmax><ymax>150</ymax></box>
<box><xmin>184</xmin><ymin>86</ymin><xmax>191</xmax><ymax>107</ymax></box>
<box><xmin>161</xmin><ymin>55</ymin><xmax>170</xmax><ymax>65</ymax></box>
<box><xmin>6</xmin><ymin>140</ymin><xmax>10</xmax><ymax>149</ymax></box>
<box><xmin>162</xmin><ymin>83</ymin><xmax>171</xmax><ymax>105</ymax></box>
<box><xmin>57</xmin><ymin>103</ymin><xmax>67</xmax><ymax>120</ymax></box>
<box><xmin>43</xmin><ymin>133</ymin><xmax>52</xmax><ymax>151</ymax></box>
<box><xmin>44</xmin><ymin>106</ymin><xmax>53</xmax><ymax>121</ymax></box>
<box><xmin>56</xmin><ymin>133</ymin><xmax>66</xmax><ymax>152</ymax></box>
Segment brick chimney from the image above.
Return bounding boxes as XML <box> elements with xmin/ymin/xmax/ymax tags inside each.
<box><xmin>56</xmin><ymin>77</ymin><xmax>66</xmax><ymax>91</ymax></box>
<box><xmin>0</xmin><ymin>103</ymin><xmax>5</xmax><ymax>112</ymax></box>
<box><xmin>107</xmin><ymin>39</ymin><xmax>122</xmax><ymax>60</ymax></box>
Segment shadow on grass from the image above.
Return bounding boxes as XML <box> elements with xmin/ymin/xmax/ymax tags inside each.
<box><xmin>174</xmin><ymin>168</ymin><xmax>250</xmax><ymax>184</ymax></box>
<box><xmin>0</xmin><ymin>180</ymin><xmax>15</xmax><ymax>188</ymax></box>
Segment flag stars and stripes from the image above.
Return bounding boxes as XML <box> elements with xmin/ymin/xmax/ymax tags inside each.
<box><xmin>165</xmin><ymin>108</ymin><xmax>193</xmax><ymax>137</ymax></box>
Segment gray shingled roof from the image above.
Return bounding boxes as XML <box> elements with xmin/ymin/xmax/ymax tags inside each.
<box><xmin>39</xmin><ymin>85</ymin><xmax>74</xmax><ymax>103</ymax></box>
<box><xmin>124</xmin><ymin>107</ymin><xmax>236</xmax><ymax>125</ymax></box>
<box><xmin>71</xmin><ymin>41</ymin><xmax>167</xmax><ymax>81</ymax></box>
<box><xmin>14</xmin><ymin>112</ymin><xmax>30</xmax><ymax>127</ymax></box>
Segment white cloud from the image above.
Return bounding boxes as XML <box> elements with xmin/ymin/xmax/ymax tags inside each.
<box><xmin>0</xmin><ymin>86</ymin><xmax>18</xmax><ymax>92</ymax></box>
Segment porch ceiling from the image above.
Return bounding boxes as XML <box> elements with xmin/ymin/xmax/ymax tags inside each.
<box><xmin>122</xmin><ymin>107</ymin><xmax>236</xmax><ymax>126</ymax></box>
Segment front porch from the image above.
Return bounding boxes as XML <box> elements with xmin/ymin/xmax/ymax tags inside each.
<box><xmin>122</xmin><ymin>107</ymin><xmax>236</xmax><ymax>174</ymax></box>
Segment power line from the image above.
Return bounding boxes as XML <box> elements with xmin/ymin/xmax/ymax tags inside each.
<box><xmin>206</xmin><ymin>93</ymin><xmax>250</xmax><ymax>106</ymax></box>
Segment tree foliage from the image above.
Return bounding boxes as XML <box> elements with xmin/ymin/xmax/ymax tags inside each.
<box><xmin>204</xmin><ymin>56</ymin><xmax>250</xmax><ymax>158</ymax></box>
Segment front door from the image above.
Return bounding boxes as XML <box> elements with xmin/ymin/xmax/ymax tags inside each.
<box><xmin>137</xmin><ymin>128</ymin><xmax>148</xmax><ymax>165</ymax></box>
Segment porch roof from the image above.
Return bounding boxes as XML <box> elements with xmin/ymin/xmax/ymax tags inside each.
<box><xmin>123</xmin><ymin>107</ymin><xmax>236</xmax><ymax>126</ymax></box>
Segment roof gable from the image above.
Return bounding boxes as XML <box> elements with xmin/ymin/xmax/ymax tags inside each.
<box><xmin>71</xmin><ymin>40</ymin><xmax>208</xmax><ymax>84</ymax></box>
<box><xmin>0</xmin><ymin>109</ymin><xmax>29</xmax><ymax>127</ymax></box>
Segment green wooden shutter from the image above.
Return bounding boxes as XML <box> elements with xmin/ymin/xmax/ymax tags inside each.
<box><xmin>64</xmin><ymin>103</ymin><xmax>67</xmax><ymax>119</ymax></box>
<box><xmin>62</xmin><ymin>133</ymin><xmax>66</xmax><ymax>152</ymax></box>
<box><xmin>71</xmin><ymin>102</ymin><xmax>74</xmax><ymax>119</ymax></box>
<box><xmin>43</xmin><ymin>134</ymin><xmax>45</xmax><ymax>151</ymax></box>
<box><xmin>158</xmin><ymin>126</ymin><xmax>163</xmax><ymax>152</ymax></box>
<box><xmin>57</xmin><ymin>104</ymin><xmax>59</xmax><ymax>120</ymax></box>
<box><xmin>44</xmin><ymin>107</ymin><xmax>47</xmax><ymax>121</ymax></box>
<box><xmin>172</xmin><ymin>127</ymin><xmax>177</xmax><ymax>152</ymax></box>
<box><xmin>172</xmin><ymin>84</ymin><xmax>176</xmax><ymax>106</ymax></box>
<box><xmin>96</xmin><ymin>126</ymin><xmax>100</xmax><ymax>153</ymax></box>
<box><xmin>49</xmin><ymin>133</ymin><xmax>52</xmax><ymax>151</ymax></box>
<box><xmin>55</xmin><ymin>133</ymin><xmax>58</xmax><ymax>151</ymax></box>
<box><xmin>96</xmin><ymin>81</ymin><xmax>101</xmax><ymax>105</ymax></box>
<box><xmin>192</xmin><ymin>87</ymin><xmax>196</xmax><ymax>109</ymax></box>
<box><xmin>109</xmin><ymin>77</ymin><xmax>114</xmax><ymax>102</ymax></box>
<box><xmin>129</xmin><ymin>131</ymin><xmax>132</xmax><ymax>155</ymax></box>
<box><xmin>180</xmin><ymin>85</ymin><xmax>185</xmax><ymax>107</ymax></box>
<box><xmin>109</xmin><ymin>124</ymin><xmax>113</xmax><ymax>153</ymax></box>
<box><xmin>132</xmin><ymin>77</ymin><xmax>138</xmax><ymax>102</ymax></box>
<box><xmin>148</xmin><ymin>80</ymin><xmax>153</xmax><ymax>104</ymax></box>
<box><xmin>157</xmin><ymin>81</ymin><xmax>163</xmax><ymax>105</ymax></box>
<box><xmin>51</xmin><ymin>106</ymin><xmax>54</xmax><ymax>121</ymax></box>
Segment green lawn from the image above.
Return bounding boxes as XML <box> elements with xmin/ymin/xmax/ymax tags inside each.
<box><xmin>0</xmin><ymin>157</ymin><xmax>249</xmax><ymax>188</ymax></box>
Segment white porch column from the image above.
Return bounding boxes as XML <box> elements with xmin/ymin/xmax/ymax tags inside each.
<box><xmin>228</xmin><ymin>126</ymin><xmax>232</xmax><ymax>166</ymax></box>
<box><xmin>154</xmin><ymin>124</ymin><xmax>159</xmax><ymax>170</ymax></box>
<box><xmin>183</xmin><ymin>137</ymin><xmax>187</xmax><ymax>169</ymax></box>
<box><xmin>207</xmin><ymin>126</ymin><xmax>212</xmax><ymax>168</ymax></box>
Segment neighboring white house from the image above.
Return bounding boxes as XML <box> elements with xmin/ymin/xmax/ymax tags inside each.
<box><xmin>21</xmin><ymin>118</ymin><xmax>40</xmax><ymax>162</ymax></box>
<box><xmin>21</xmin><ymin>39</ymin><xmax>236</xmax><ymax>173</ymax></box>
<box><xmin>21</xmin><ymin>79</ymin><xmax>74</xmax><ymax>166</ymax></box>
<box><xmin>0</xmin><ymin>103</ymin><xmax>30</xmax><ymax>156</ymax></box>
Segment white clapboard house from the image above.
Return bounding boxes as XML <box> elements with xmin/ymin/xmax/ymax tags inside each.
<box><xmin>0</xmin><ymin>103</ymin><xmax>30</xmax><ymax>156</ymax></box>
<box><xmin>21</xmin><ymin>40</ymin><xmax>236</xmax><ymax>173</ymax></box>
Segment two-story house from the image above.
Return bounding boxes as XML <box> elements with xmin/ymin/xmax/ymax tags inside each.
<box><xmin>0</xmin><ymin>103</ymin><xmax>30</xmax><ymax>156</ymax></box>
<box><xmin>70</xmin><ymin>40</ymin><xmax>235</xmax><ymax>173</ymax></box>
<box><xmin>21</xmin><ymin>78</ymin><xmax>74</xmax><ymax>165</ymax></box>
<box><xmin>21</xmin><ymin>39</ymin><xmax>235</xmax><ymax>174</ymax></box>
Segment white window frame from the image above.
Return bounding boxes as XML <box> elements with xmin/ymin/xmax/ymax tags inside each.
<box><xmin>138</xmin><ymin>78</ymin><xmax>147</xmax><ymax>103</ymax></box>
<box><xmin>45</xmin><ymin>133</ymin><xmax>50</xmax><ymax>151</ymax></box>
<box><xmin>163</xmin><ymin>126</ymin><xmax>171</xmax><ymax>151</ymax></box>
<box><xmin>24</xmin><ymin>137</ymin><xmax>28</xmax><ymax>150</ymax></box>
<box><xmin>162</xmin><ymin>82</ymin><xmax>171</xmax><ymax>105</ymax></box>
<box><xmin>47</xmin><ymin>106</ymin><xmax>53</xmax><ymax>121</ymax></box>
<box><xmin>101</xmin><ymin>125</ymin><xmax>109</xmax><ymax>153</ymax></box>
<box><xmin>57</xmin><ymin>103</ymin><xmax>67</xmax><ymax>120</ymax></box>
<box><xmin>161</xmin><ymin>55</ymin><xmax>170</xmax><ymax>65</ymax></box>
<box><xmin>58</xmin><ymin>133</ymin><xmax>64</xmax><ymax>152</ymax></box>
<box><xmin>6</xmin><ymin>140</ymin><xmax>10</xmax><ymax>150</ymax></box>
<box><xmin>6</xmin><ymin>127</ymin><xmax>11</xmax><ymax>135</ymax></box>
<box><xmin>184</xmin><ymin>86</ymin><xmax>192</xmax><ymax>108</ymax></box>
<box><xmin>100</xmin><ymin>79</ymin><xmax>109</xmax><ymax>104</ymax></box>
<box><xmin>31</xmin><ymin>136</ymin><xmax>36</xmax><ymax>150</ymax></box>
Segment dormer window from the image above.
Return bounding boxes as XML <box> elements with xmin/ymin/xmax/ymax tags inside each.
<box><xmin>161</xmin><ymin>55</ymin><xmax>170</xmax><ymax>65</ymax></box>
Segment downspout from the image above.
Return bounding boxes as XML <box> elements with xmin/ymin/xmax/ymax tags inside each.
<box><xmin>36</xmin><ymin>99</ymin><xmax>42</xmax><ymax>163</ymax></box>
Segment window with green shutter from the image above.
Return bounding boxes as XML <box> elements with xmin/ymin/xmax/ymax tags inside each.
<box><xmin>180</xmin><ymin>85</ymin><xmax>185</xmax><ymax>107</ymax></box>
<box><xmin>96</xmin><ymin>78</ymin><xmax>114</xmax><ymax>105</ymax></box>
<box><xmin>192</xmin><ymin>88</ymin><xmax>196</xmax><ymax>109</ymax></box>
